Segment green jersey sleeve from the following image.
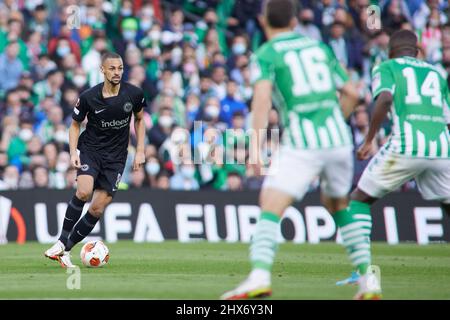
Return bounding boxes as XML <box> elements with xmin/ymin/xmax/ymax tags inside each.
<box><xmin>250</xmin><ymin>50</ymin><xmax>275</xmax><ymax>85</ymax></box>
<box><xmin>371</xmin><ymin>62</ymin><xmax>395</xmax><ymax>98</ymax></box>
<box><xmin>443</xmin><ymin>80</ymin><xmax>450</xmax><ymax>124</ymax></box>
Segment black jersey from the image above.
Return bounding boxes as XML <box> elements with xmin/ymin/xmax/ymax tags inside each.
<box><xmin>72</xmin><ymin>82</ymin><xmax>146</xmax><ymax>162</ymax></box>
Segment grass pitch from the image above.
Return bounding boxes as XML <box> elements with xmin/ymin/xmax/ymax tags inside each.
<box><xmin>0</xmin><ymin>241</ymin><xmax>449</xmax><ymax>300</ymax></box>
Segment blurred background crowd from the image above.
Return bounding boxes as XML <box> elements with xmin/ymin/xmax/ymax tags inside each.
<box><xmin>0</xmin><ymin>0</ymin><xmax>449</xmax><ymax>192</ymax></box>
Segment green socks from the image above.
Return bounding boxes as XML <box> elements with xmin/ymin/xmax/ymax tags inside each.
<box><xmin>334</xmin><ymin>201</ymin><xmax>372</xmax><ymax>275</ymax></box>
<box><xmin>250</xmin><ymin>211</ymin><xmax>280</xmax><ymax>272</ymax></box>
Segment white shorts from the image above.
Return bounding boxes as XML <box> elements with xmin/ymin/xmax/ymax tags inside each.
<box><xmin>263</xmin><ymin>146</ymin><xmax>353</xmax><ymax>200</ymax></box>
<box><xmin>358</xmin><ymin>148</ymin><xmax>450</xmax><ymax>203</ymax></box>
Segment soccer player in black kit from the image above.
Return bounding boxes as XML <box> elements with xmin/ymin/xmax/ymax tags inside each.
<box><xmin>44</xmin><ymin>52</ymin><xmax>146</xmax><ymax>267</ymax></box>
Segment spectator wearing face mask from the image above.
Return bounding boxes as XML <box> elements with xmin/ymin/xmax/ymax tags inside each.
<box><xmin>112</xmin><ymin>17</ymin><xmax>139</xmax><ymax>58</ymax></box>
<box><xmin>51</xmin><ymin>151</ymin><xmax>70</xmax><ymax>189</ymax></box>
<box><xmin>138</xmin><ymin>4</ymin><xmax>156</xmax><ymax>34</ymax></box>
<box><xmin>144</xmin><ymin>156</ymin><xmax>161</xmax><ymax>187</ymax></box>
<box><xmin>196</xmin><ymin>96</ymin><xmax>226</xmax><ymax>133</ymax></box>
<box><xmin>7</xmin><ymin>116</ymin><xmax>34</xmax><ymax>167</ymax></box>
<box><xmin>295</xmin><ymin>8</ymin><xmax>322</xmax><ymax>41</ymax></box>
<box><xmin>148</xmin><ymin>106</ymin><xmax>176</xmax><ymax>150</ymax></box>
<box><xmin>219</xmin><ymin>80</ymin><xmax>247</xmax><ymax>128</ymax></box>
<box><xmin>227</xmin><ymin>34</ymin><xmax>249</xmax><ymax>70</ymax></box>
<box><xmin>48</xmin><ymin>36</ymin><xmax>81</xmax><ymax>66</ymax></box>
<box><xmin>0</xmin><ymin>165</ymin><xmax>20</xmax><ymax>190</ymax></box>
<box><xmin>170</xmin><ymin>161</ymin><xmax>199</xmax><ymax>190</ymax></box>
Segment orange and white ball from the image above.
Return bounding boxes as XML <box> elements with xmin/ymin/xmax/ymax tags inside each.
<box><xmin>80</xmin><ymin>240</ymin><xmax>109</xmax><ymax>267</ymax></box>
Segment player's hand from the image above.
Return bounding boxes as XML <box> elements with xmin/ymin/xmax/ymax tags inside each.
<box><xmin>133</xmin><ymin>151</ymin><xmax>145</xmax><ymax>171</ymax></box>
<box><xmin>357</xmin><ymin>141</ymin><xmax>373</xmax><ymax>160</ymax></box>
<box><xmin>70</xmin><ymin>153</ymin><xmax>81</xmax><ymax>169</ymax></box>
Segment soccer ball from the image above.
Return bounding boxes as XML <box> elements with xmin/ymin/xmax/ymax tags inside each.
<box><xmin>80</xmin><ymin>240</ymin><xmax>109</xmax><ymax>267</ymax></box>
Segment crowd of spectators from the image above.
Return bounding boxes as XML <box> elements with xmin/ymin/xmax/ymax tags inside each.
<box><xmin>0</xmin><ymin>0</ymin><xmax>449</xmax><ymax>192</ymax></box>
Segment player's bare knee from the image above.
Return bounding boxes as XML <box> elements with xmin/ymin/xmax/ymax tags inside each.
<box><xmin>324</xmin><ymin>199</ymin><xmax>348</xmax><ymax>213</ymax></box>
<box><xmin>76</xmin><ymin>189</ymin><xmax>92</xmax><ymax>202</ymax></box>
<box><xmin>259</xmin><ymin>188</ymin><xmax>292</xmax><ymax>217</ymax></box>
<box><xmin>89</xmin><ymin>206</ymin><xmax>104</xmax><ymax>218</ymax></box>
<box><xmin>350</xmin><ymin>188</ymin><xmax>374</xmax><ymax>204</ymax></box>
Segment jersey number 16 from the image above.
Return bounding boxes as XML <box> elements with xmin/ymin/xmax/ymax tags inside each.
<box><xmin>284</xmin><ymin>47</ymin><xmax>332</xmax><ymax>96</ymax></box>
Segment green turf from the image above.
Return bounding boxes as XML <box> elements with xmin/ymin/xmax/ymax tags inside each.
<box><xmin>0</xmin><ymin>241</ymin><xmax>449</xmax><ymax>299</ymax></box>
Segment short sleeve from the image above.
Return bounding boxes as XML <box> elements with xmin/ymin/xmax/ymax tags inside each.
<box><xmin>443</xmin><ymin>82</ymin><xmax>450</xmax><ymax>124</ymax></box>
<box><xmin>371</xmin><ymin>62</ymin><xmax>395</xmax><ymax>98</ymax></box>
<box><xmin>324</xmin><ymin>45</ymin><xmax>349</xmax><ymax>89</ymax></box>
<box><xmin>72</xmin><ymin>95</ymin><xmax>89</xmax><ymax>122</ymax></box>
<box><xmin>250</xmin><ymin>52</ymin><xmax>275</xmax><ymax>85</ymax></box>
<box><xmin>133</xmin><ymin>89</ymin><xmax>146</xmax><ymax>114</ymax></box>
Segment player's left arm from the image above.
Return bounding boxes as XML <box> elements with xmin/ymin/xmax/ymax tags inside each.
<box><xmin>133</xmin><ymin>108</ymin><xmax>146</xmax><ymax>170</ymax></box>
<box><xmin>250</xmin><ymin>80</ymin><xmax>273</xmax><ymax>171</ymax></box>
<box><xmin>249</xmin><ymin>52</ymin><xmax>274</xmax><ymax>174</ymax></box>
<box><xmin>132</xmin><ymin>91</ymin><xmax>147</xmax><ymax>171</ymax></box>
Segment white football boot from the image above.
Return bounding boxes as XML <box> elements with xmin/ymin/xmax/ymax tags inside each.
<box><xmin>44</xmin><ymin>240</ymin><xmax>65</xmax><ymax>261</ymax></box>
<box><xmin>354</xmin><ymin>272</ymin><xmax>382</xmax><ymax>300</ymax></box>
<box><xmin>57</xmin><ymin>251</ymin><xmax>76</xmax><ymax>268</ymax></box>
<box><xmin>221</xmin><ymin>271</ymin><xmax>272</xmax><ymax>300</ymax></box>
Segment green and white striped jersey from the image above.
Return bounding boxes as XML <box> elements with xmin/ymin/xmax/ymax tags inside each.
<box><xmin>250</xmin><ymin>32</ymin><xmax>352</xmax><ymax>150</ymax></box>
<box><xmin>372</xmin><ymin>56</ymin><xmax>450</xmax><ymax>158</ymax></box>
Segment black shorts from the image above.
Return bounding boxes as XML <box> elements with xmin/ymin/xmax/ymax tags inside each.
<box><xmin>77</xmin><ymin>150</ymin><xmax>126</xmax><ymax>197</ymax></box>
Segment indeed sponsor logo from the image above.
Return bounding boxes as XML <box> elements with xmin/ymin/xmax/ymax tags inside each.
<box><xmin>101</xmin><ymin>117</ymin><xmax>130</xmax><ymax>129</ymax></box>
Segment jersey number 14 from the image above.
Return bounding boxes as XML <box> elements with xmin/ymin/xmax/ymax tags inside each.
<box><xmin>403</xmin><ymin>67</ymin><xmax>442</xmax><ymax>107</ymax></box>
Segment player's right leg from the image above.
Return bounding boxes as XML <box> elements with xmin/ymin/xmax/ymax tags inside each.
<box><xmin>221</xmin><ymin>188</ymin><xmax>294</xmax><ymax>300</ymax></box>
<box><xmin>44</xmin><ymin>175</ymin><xmax>94</xmax><ymax>267</ymax></box>
<box><xmin>45</xmin><ymin>151</ymin><xmax>99</xmax><ymax>268</ymax></box>
<box><xmin>221</xmin><ymin>147</ymin><xmax>322</xmax><ymax>300</ymax></box>
<box><xmin>64</xmin><ymin>189</ymin><xmax>112</xmax><ymax>254</ymax></box>
<box><xmin>339</xmin><ymin>149</ymin><xmax>419</xmax><ymax>299</ymax></box>
<box><xmin>316</xmin><ymin>147</ymin><xmax>363</xmax><ymax>287</ymax></box>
